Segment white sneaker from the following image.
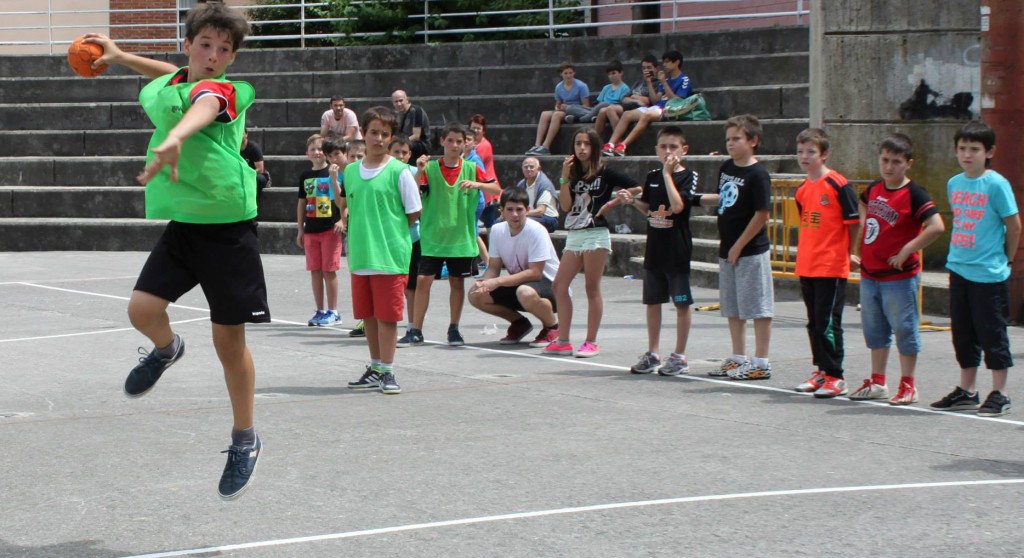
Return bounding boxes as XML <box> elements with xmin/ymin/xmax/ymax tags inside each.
<box><xmin>710</xmin><ymin>357</ymin><xmax>748</xmax><ymax>377</ymax></box>
<box><xmin>848</xmin><ymin>379</ymin><xmax>889</xmax><ymax>400</ymax></box>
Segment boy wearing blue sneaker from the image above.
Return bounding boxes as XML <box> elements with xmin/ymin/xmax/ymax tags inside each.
<box><xmin>297</xmin><ymin>133</ymin><xmax>344</xmax><ymax>327</ymax></box>
<box><xmin>87</xmin><ymin>3</ymin><xmax>266</xmax><ymax>499</ymax></box>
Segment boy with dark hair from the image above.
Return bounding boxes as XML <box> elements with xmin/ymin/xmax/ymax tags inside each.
<box><xmin>789</xmin><ymin>128</ymin><xmax>860</xmax><ymax>398</ymax></box>
<box><xmin>341</xmin><ymin>106</ymin><xmax>422</xmax><ymax>395</ymax></box>
<box><xmin>408</xmin><ymin>122</ymin><xmax>500</xmax><ymax>346</ymax></box>
<box><xmin>602</xmin><ymin>50</ymin><xmax>691</xmax><ymax>157</ymax></box>
<box><xmin>297</xmin><ymin>133</ymin><xmax>343</xmax><ymax>327</ymax></box>
<box><xmin>468</xmin><ymin>188</ymin><xmax>562</xmax><ymax>348</ymax></box>
<box><xmin>617</xmin><ymin>126</ymin><xmax>699</xmax><ymax>376</ymax></box>
<box><xmin>697</xmin><ymin>115</ymin><xmax>774</xmax><ymax>380</ymax></box>
<box><xmin>580</xmin><ymin>59</ymin><xmax>630</xmax><ymax>125</ymax></box>
<box><xmin>931</xmin><ymin>121</ymin><xmax>1020</xmax><ymax>417</ymax></box>
<box><xmin>84</xmin><ymin>2</ymin><xmax>265</xmax><ymax>500</ymax></box>
<box><xmin>845</xmin><ymin>133</ymin><xmax>944</xmax><ymax>405</ymax></box>
<box><xmin>347</xmin><ymin>139</ymin><xmax>366</xmax><ymax>162</ymax></box>
<box><xmin>525</xmin><ymin>61</ymin><xmax>591</xmax><ymax>155</ymax></box>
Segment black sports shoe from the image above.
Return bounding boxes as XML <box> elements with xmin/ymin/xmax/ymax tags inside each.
<box><xmin>218</xmin><ymin>434</ymin><xmax>262</xmax><ymax>500</ymax></box>
<box><xmin>348</xmin><ymin>366</ymin><xmax>381</xmax><ymax>389</ymax></box>
<box><xmin>929</xmin><ymin>386</ymin><xmax>980</xmax><ymax>411</ymax></box>
<box><xmin>978</xmin><ymin>391</ymin><xmax>1012</xmax><ymax>417</ymax></box>
<box><xmin>447</xmin><ymin>325</ymin><xmax>465</xmax><ymax>346</ymax></box>
<box><xmin>397</xmin><ymin>329</ymin><xmax>424</xmax><ymax>348</ymax></box>
<box><xmin>349</xmin><ymin>319</ymin><xmax>366</xmax><ymax>338</ymax></box>
<box><xmin>124</xmin><ymin>337</ymin><xmax>185</xmax><ymax>398</ymax></box>
<box><xmin>380</xmin><ymin>371</ymin><xmax>402</xmax><ymax>394</ymax></box>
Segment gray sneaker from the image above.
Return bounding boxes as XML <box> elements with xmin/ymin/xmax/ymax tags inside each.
<box><xmin>380</xmin><ymin>371</ymin><xmax>402</xmax><ymax>394</ymax></box>
<box><xmin>630</xmin><ymin>352</ymin><xmax>661</xmax><ymax>374</ymax></box>
<box><xmin>657</xmin><ymin>354</ymin><xmax>690</xmax><ymax>376</ymax></box>
<box><xmin>709</xmin><ymin>357</ymin><xmax>747</xmax><ymax>377</ymax></box>
<box><xmin>533</xmin><ymin>145</ymin><xmax>551</xmax><ymax>155</ymax></box>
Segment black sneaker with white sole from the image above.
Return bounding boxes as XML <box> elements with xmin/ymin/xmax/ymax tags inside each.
<box><xmin>397</xmin><ymin>329</ymin><xmax>424</xmax><ymax>348</ymax></box>
<box><xmin>929</xmin><ymin>386</ymin><xmax>980</xmax><ymax>411</ymax></box>
<box><xmin>124</xmin><ymin>336</ymin><xmax>185</xmax><ymax>398</ymax></box>
<box><xmin>218</xmin><ymin>434</ymin><xmax>262</xmax><ymax>500</ymax></box>
<box><xmin>977</xmin><ymin>391</ymin><xmax>1012</xmax><ymax>417</ymax></box>
<box><xmin>348</xmin><ymin>366</ymin><xmax>381</xmax><ymax>389</ymax></box>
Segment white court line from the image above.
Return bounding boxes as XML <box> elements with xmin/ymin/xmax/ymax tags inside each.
<box><xmin>13</xmin><ymin>283</ymin><xmax>212</xmax><ymax>313</ymax></box>
<box><xmin>0</xmin><ymin>317</ymin><xmax>210</xmax><ymax>343</ymax></box>
<box><xmin>122</xmin><ymin>478</ymin><xmax>1024</xmax><ymax>558</ymax></box>
<box><xmin>0</xmin><ymin>275</ymin><xmax>137</xmax><ymax>286</ymax></box>
<box><xmin>10</xmin><ymin>283</ymin><xmax>1024</xmax><ymax>427</ymax></box>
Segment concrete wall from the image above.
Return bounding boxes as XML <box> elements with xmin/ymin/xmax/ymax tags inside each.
<box><xmin>811</xmin><ymin>0</ymin><xmax>981</xmax><ymax>266</ymax></box>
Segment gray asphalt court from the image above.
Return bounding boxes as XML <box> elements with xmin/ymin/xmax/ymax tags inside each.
<box><xmin>1</xmin><ymin>251</ymin><xmax>1023</xmax><ymax>558</ymax></box>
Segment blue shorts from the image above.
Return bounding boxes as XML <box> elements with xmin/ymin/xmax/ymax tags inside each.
<box><xmin>859</xmin><ymin>275</ymin><xmax>920</xmax><ymax>354</ymax></box>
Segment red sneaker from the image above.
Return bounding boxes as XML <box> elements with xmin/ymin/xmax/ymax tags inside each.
<box><xmin>794</xmin><ymin>371</ymin><xmax>825</xmax><ymax>393</ymax></box>
<box><xmin>542</xmin><ymin>339</ymin><xmax>574</xmax><ymax>356</ymax></box>
<box><xmin>889</xmin><ymin>381</ymin><xmax>919</xmax><ymax>406</ymax></box>
<box><xmin>499</xmin><ymin>319</ymin><xmax>534</xmax><ymax>345</ymax></box>
<box><xmin>613</xmin><ymin>143</ymin><xmax>627</xmax><ymax>157</ymax></box>
<box><xmin>813</xmin><ymin>376</ymin><xmax>848</xmax><ymax>399</ymax></box>
<box><xmin>529</xmin><ymin>326</ymin><xmax>559</xmax><ymax>348</ymax></box>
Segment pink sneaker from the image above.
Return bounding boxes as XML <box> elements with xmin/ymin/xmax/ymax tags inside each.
<box><xmin>542</xmin><ymin>340</ymin><xmax>574</xmax><ymax>356</ymax></box>
<box><xmin>575</xmin><ymin>341</ymin><xmax>600</xmax><ymax>358</ymax></box>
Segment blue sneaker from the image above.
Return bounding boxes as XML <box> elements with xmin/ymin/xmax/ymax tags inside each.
<box><xmin>218</xmin><ymin>434</ymin><xmax>262</xmax><ymax>500</ymax></box>
<box><xmin>440</xmin><ymin>263</ymin><xmax>449</xmax><ymax>279</ymax></box>
<box><xmin>307</xmin><ymin>310</ymin><xmax>326</xmax><ymax>326</ymax></box>
<box><xmin>317</xmin><ymin>310</ymin><xmax>341</xmax><ymax>327</ymax></box>
<box><xmin>124</xmin><ymin>336</ymin><xmax>185</xmax><ymax>398</ymax></box>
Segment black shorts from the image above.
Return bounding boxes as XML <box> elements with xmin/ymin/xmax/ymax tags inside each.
<box><xmin>407</xmin><ymin>240</ymin><xmax>421</xmax><ymax>290</ymax></box>
<box><xmin>134</xmin><ymin>220</ymin><xmax>271</xmax><ymax>325</ymax></box>
<box><xmin>490</xmin><ymin>279</ymin><xmax>557</xmax><ymax>313</ymax></box>
<box><xmin>418</xmin><ymin>255</ymin><xmax>478</xmax><ymax>279</ymax></box>
<box><xmin>642</xmin><ymin>269</ymin><xmax>693</xmax><ymax>307</ymax></box>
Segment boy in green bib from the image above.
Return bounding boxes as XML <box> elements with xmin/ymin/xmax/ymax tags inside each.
<box><xmin>84</xmin><ymin>3</ymin><xmax>266</xmax><ymax>500</ymax></box>
<box><xmin>407</xmin><ymin>122</ymin><xmax>500</xmax><ymax>346</ymax></box>
<box><xmin>341</xmin><ymin>107</ymin><xmax>423</xmax><ymax>395</ymax></box>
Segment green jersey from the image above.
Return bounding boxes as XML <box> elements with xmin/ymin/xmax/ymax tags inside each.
<box><xmin>138</xmin><ymin>68</ymin><xmax>257</xmax><ymax>223</ymax></box>
<box><xmin>420</xmin><ymin>159</ymin><xmax>480</xmax><ymax>257</ymax></box>
<box><xmin>343</xmin><ymin>158</ymin><xmax>413</xmax><ymax>274</ymax></box>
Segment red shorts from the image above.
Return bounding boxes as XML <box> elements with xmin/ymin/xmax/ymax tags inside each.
<box><xmin>351</xmin><ymin>274</ymin><xmax>408</xmax><ymax>322</ymax></box>
<box><xmin>304</xmin><ymin>230</ymin><xmax>342</xmax><ymax>272</ymax></box>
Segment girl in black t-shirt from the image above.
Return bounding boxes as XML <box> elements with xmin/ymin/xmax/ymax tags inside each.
<box><xmin>543</xmin><ymin>128</ymin><xmax>640</xmax><ymax>358</ymax></box>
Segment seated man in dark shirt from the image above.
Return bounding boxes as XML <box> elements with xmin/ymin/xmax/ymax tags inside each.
<box><xmin>391</xmin><ymin>89</ymin><xmax>432</xmax><ymax>162</ymax></box>
<box><xmin>240</xmin><ymin>126</ymin><xmax>271</xmax><ymax>218</ymax></box>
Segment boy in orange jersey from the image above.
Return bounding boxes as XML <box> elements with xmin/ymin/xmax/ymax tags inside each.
<box><xmin>791</xmin><ymin>128</ymin><xmax>860</xmax><ymax>398</ymax></box>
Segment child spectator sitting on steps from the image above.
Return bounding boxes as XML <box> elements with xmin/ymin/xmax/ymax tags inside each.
<box><xmin>526</xmin><ymin>61</ymin><xmax>590</xmax><ymax>156</ymax></box>
<box><xmin>602</xmin><ymin>51</ymin><xmax>691</xmax><ymax>158</ymax></box>
<box><xmin>578</xmin><ymin>60</ymin><xmax>630</xmax><ymax>124</ymax></box>
<box><xmin>596</xmin><ymin>55</ymin><xmax>659</xmax><ymax>136</ymax></box>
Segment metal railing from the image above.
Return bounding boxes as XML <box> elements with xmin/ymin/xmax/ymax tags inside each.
<box><xmin>0</xmin><ymin>0</ymin><xmax>808</xmax><ymax>53</ymax></box>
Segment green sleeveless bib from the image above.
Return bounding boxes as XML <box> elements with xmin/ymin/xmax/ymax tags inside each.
<box><xmin>343</xmin><ymin>158</ymin><xmax>413</xmax><ymax>274</ymax></box>
<box><xmin>420</xmin><ymin>159</ymin><xmax>479</xmax><ymax>257</ymax></box>
<box><xmin>138</xmin><ymin>70</ymin><xmax>256</xmax><ymax>223</ymax></box>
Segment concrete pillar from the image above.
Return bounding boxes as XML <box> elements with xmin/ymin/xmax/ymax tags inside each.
<box><xmin>813</xmin><ymin>0</ymin><xmax>981</xmax><ymax>266</ymax></box>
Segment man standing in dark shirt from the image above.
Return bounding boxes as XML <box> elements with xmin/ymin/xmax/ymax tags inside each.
<box><xmin>391</xmin><ymin>89</ymin><xmax>432</xmax><ymax>162</ymax></box>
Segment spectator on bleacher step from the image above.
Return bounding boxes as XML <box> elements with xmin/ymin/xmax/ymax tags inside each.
<box><xmin>525</xmin><ymin>62</ymin><xmax>590</xmax><ymax>156</ymax></box>
<box><xmin>602</xmin><ymin>51</ymin><xmax>691</xmax><ymax>157</ymax></box>
<box><xmin>391</xmin><ymin>89</ymin><xmax>432</xmax><ymax>162</ymax></box>
<box><xmin>319</xmin><ymin>96</ymin><xmax>362</xmax><ymax>141</ymax></box>
<box><xmin>596</xmin><ymin>55</ymin><xmax>659</xmax><ymax>136</ymax></box>
<box><xmin>578</xmin><ymin>60</ymin><xmax>630</xmax><ymax>127</ymax></box>
<box><xmin>240</xmin><ymin>127</ymin><xmax>270</xmax><ymax>218</ymax></box>
<box><xmin>515</xmin><ymin>156</ymin><xmax>559</xmax><ymax>233</ymax></box>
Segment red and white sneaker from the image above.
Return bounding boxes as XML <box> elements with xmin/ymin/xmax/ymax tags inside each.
<box><xmin>542</xmin><ymin>339</ymin><xmax>574</xmax><ymax>356</ymax></box>
<box><xmin>529</xmin><ymin>326</ymin><xmax>559</xmax><ymax>348</ymax></box>
<box><xmin>612</xmin><ymin>143</ymin><xmax>627</xmax><ymax>157</ymax></box>
<box><xmin>813</xmin><ymin>376</ymin><xmax>848</xmax><ymax>399</ymax></box>
<box><xmin>848</xmin><ymin>379</ymin><xmax>889</xmax><ymax>400</ymax></box>
<box><xmin>601</xmin><ymin>143</ymin><xmax>615</xmax><ymax>156</ymax></box>
<box><xmin>889</xmin><ymin>382</ymin><xmax>919</xmax><ymax>406</ymax></box>
<box><xmin>794</xmin><ymin>371</ymin><xmax>825</xmax><ymax>393</ymax></box>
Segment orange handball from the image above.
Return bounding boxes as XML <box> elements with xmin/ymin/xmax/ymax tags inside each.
<box><xmin>67</xmin><ymin>36</ymin><xmax>107</xmax><ymax>78</ymax></box>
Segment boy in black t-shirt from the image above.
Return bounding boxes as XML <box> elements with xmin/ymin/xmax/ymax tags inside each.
<box><xmin>697</xmin><ymin>115</ymin><xmax>774</xmax><ymax>380</ymax></box>
<box><xmin>296</xmin><ymin>134</ymin><xmax>344</xmax><ymax>327</ymax></box>
<box><xmin>615</xmin><ymin>126</ymin><xmax>698</xmax><ymax>376</ymax></box>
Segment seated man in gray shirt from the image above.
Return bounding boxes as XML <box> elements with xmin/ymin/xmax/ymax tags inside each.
<box><xmin>514</xmin><ymin>157</ymin><xmax>559</xmax><ymax>233</ymax></box>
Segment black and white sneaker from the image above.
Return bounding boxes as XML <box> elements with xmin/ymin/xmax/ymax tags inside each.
<box><xmin>447</xmin><ymin>325</ymin><xmax>465</xmax><ymax>346</ymax></box>
<box><xmin>348</xmin><ymin>366</ymin><xmax>381</xmax><ymax>389</ymax></box>
<box><xmin>380</xmin><ymin>371</ymin><xmax>402</xmax><ymax>395</ymax></box>
<box><xmin>397</xmin><ymin>329</ymin><xmax>424</xmax><ymax>348</ymax></box>
<box><xmin>218</xmin><ymin>434</ymin><xmax>262</xmax><ymax>500</ymax></box>
<box><xmin>929</xmin><ymin>386</ymin><xmax>980</xmax><ymax>412</ymax></box>
<box><xmin>124</xmin><ymin>336</ymin><xmax>185</xmax><ymax>398</ymax></box>
<box><xmin>978</xmin><ymin>391</ymin><xmax>1012</xmax><ymax>417</ymax></box>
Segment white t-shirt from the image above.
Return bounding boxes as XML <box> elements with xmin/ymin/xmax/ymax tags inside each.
<box><xmin>488</xmin><ymin>219</ymin><xmax>560</xmax><ymax>282</ymax></box>
<box><xmin>320</xmin><ymin>108</ymin><xmax>363</xmax><ymax>139</ymax></box>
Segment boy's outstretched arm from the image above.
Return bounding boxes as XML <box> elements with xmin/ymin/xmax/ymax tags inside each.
<box><xmin>137</xmin><ymin>95</ymin><xmax>221</xmax><ymax>184</ymax></box>
<box><xmin>83</xmin><ymin>33</ymin><xmax>178</xmax><ymax>79</ymax></box>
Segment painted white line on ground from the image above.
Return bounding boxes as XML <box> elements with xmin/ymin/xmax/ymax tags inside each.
<box><xmin>0</xmin><ymin>275</ymin><xmax>137</xmax><ymax>286</ymax></box>
<box><xmin>0</xmin><ymin>317</ymin><xmax>210</xmax><ymax>343</ymax></box>
<box><xmin>122</xmin><ymin>478</ymin><xmax>1024</xmax><ymax>558</ymax></box>
<box><xmin>9</xmin><ymin>283</ymin><xmax>1023</xmax><ymax>426</ymax></box>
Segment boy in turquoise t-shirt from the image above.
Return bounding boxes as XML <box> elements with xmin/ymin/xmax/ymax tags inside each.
<box><xmin>931</xmin><ymin>121</ymin><xmax>1021</xmax><ymax>417</ymax></box>
<box><xmin>84</xmin><ymin>3</ymin><xmax>266</xmax><ymax>500</ymax></box>
<box><xmin>407</xmin><ymin>122</ymin><xmax>500</xmax><ymax>347</ymax></box>
<box><xmin>341</xmin><ymin>108</ymin><xmax>422</xmax><ymax>395</ymax></box>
